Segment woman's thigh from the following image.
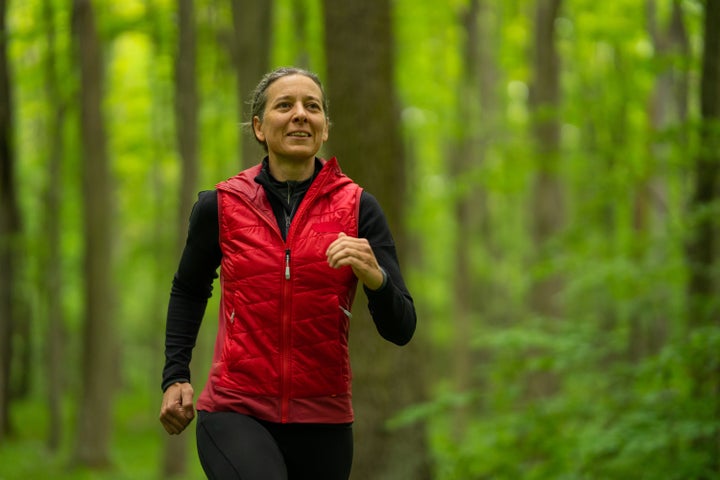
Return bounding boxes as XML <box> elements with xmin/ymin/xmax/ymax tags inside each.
<box><xmin>196</xmin><ymin>411</ymin><xmax>287</xmax><ymax>480</ymax></box>
<box><xmin>263</xmin><ymin>422</ymin><xmax>353</xmax><ymax>480</ymax></box>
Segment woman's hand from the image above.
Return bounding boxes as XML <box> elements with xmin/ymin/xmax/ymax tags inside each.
<box><xmin>159</xmin><ymin>382</ymin><xmax>195</xmax><ymax>435</ymax></box>
<box><xmin>326</xmin><ymin>232</ymin><xmax>384</xmax><ymax>290</ymax></box>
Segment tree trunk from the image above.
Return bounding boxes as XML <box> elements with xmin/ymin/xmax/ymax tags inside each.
<box><xmin>291</xmin><ymin>0</ymin><xmax>310</xmax><ymax>68</ymax></box>
<box><xmin>162</xmin><ymin>0</ymin><xmax>198</xmax><ymax>476</ymax></box>
<box><xmin>687</xmin><ymin>0</ymin><xmax>720</xmax><ymax>326</ymax></box>
<box><xmin>323</xmin><ymin>1</ymin><xmax>429</xmax><ymax>478</ymax></box>
<box><xmin>71</xmin><ymin>0</ymin><xmax>117</xmax><ymax>468</ymax></box>
<box><xmin>174</xmin><ymin>0</ymin><xmax>198</xmax><ymax>256</ymax></box>
<box><xmin>0</xmin><ymin>0</ymin><xmax>19</xmax><ymax>441</ymax></box>
<box><xmin>231</xmin><ymin>0</ymin><xmax>271</xmax><ymax>168</ymax></box>
<box><xmin>449</xmin><ymin>0</ymin><xmax>500</xmax><ymax>440</ymax></box>
<box><xmin>687</xmin><ymin>0</ymin><xmax>720</xmax><ymax>470</ymax></box>
<box><xmin>629</xmin><ymin>0</ymin><xmax>689</xmax><ymax>361</ymax></box>
<box><xmin>528</xmin><ymin>0</ymin><xmax>563</xmax><ymax>319</ymax></box>
<box><xmin>42</xmin><ymin>0</ymin><xmax>66</xmax><ymax>451</ymax></box>
<box><xmin>526</xmin><ymin>0</ymin><xmax>563</xmax><ymax>400</ymax></box>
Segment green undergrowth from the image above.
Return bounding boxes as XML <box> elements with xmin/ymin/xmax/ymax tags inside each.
<box><xmin>0</xmin><ymin>389</ymin><xmax>204</xmax><ymax>480</ymax></box>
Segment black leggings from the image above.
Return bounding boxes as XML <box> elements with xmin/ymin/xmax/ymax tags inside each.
<box><xmin>196</xmin><ymin>411</ymin><xmax>353</xmax><ymax>480</ymax></box>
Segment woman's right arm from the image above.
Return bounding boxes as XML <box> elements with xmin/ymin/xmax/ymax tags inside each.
<box><xmin>161</xmin><ymin>190</ymin><xmax>221</xmax><ymax>391</ymax></box>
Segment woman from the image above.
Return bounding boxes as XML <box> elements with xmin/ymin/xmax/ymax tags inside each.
<box><xmin>159</xmin><ymin>67</ymin><xmax>416</xmax><ymax>480</ymax></box>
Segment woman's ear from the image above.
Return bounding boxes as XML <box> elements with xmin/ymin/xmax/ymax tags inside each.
<box><xmin>253</xmin><ymin>116</ymin><xmax>265</xmax><ymax>142</ymax></box>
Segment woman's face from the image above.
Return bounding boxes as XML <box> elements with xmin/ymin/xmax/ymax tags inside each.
<box><xmin>253</xmin><ymin>74</ymin><xmax>329</xmax><ymax>165</ymax></box>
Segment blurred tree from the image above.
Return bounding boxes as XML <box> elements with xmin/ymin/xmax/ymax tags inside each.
<box><xmin>448</xmin><ymin>0</ymin><xmax>500</xmax><ymax>439</ymax></box>
<box><xmin>173</xmin><ymin>0</ymin><xmax>198</xmax><ymax>257</ymax></box>
<box><xmin>521</xmin><ymin>0</ymin><xmax>565</xmax><ymax>405</ymax></box>
<box><xmin>630</xmin><ymin>0</ymin><xmax>689</xmax><ymax>360</ymax></box>
<box><xmin>0</xmin><ymin>0</ymin><xmax>18</xmax><ymax>442</ymax></box>
<box><xmin>687</xmin><ymin>0</ymin><xmax>720</xmax><ymax>469</ymax></box>
<box><xmin>323</xmin><ymin>0</ymin><xmax>429</xmax><ymax>478</ymax></box>
<box><xmin>71</xmin><ymin>0</ymin><xmax>117</xmax><ymax>468</ymax></box>
<box><xmin>41</xmin><ymin>0</ymin><xmax>67</xmax><ymax>451</ymax></box>
<box><xmin>647</xmin><ymin>0</ymin><xmax>689</xmax><ymax>149</ymax></box>
<box><xmin>230</xmin><ymin>0</ymin><xmax>271</xmax><ymax>168</ymax></box>
<box><xmin>289</xmin><ymin>0</ymin><xmax>309</xmax><ymax>67</ymax></box>
<box><xmin>528</xmin><ymin>0</ymin><xmax>564</xmax><ymax>321</ymax></box>
<box><xmin>162</xmin><ymin>0</ymin><xmax>198</xmax><ymax>476</ymax></box>
<box><xmin>687</xmin><ymin>0</ymin><xmax>719</xmax><ymax>326</ymax></box>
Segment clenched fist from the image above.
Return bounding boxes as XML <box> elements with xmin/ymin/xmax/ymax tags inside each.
<box><xmin>326</xmin><ymin>232</ymin><xmax>384</xmax><ymax>290</ymax></box>
<box><xmin>159</xmin><ymin>382</ymin><xmax>195</xmax><ymax>435</ymax></box>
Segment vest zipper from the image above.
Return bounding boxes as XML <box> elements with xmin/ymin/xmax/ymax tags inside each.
<box><xmin>285</xmin><ymin>249</ymin><xmax>291</xmax><ymax>280</ymax></box>
<box><xmin>278</xmin><ymin>170</ymin><xmax>331</xmax><ymax>423</ymax></box>
<box><xmin>281</xmin><ymin>248</ymin><xmax>292</xmax><ymax>422</ymax></box>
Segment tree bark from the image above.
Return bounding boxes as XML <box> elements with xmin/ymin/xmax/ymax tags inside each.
<box><xmin>449</xmin><ymin>0</ymin><xmax>500</xmax><ymax>439</ymax></box>
<box><xmin>71</xmin><ymin>0</ymin><xmax>117</xmax><ymax>468</ymax></box>
<box><xmin>323</xmin><ymin>1</ymin><xmax>429</xmax><ymax>478</ymax></box>
<box><xmin>528</xmin><ymin>0</ymin><xmax>564</xmax><ymax>319</ymax></box>
<box><xmin>0</xmin><ymin>0</ymin><xmax>19</xmax><ymax>441</ymax></box>
<box><xmin>628</xmin><ymin>0</ymin><xmax>689</xmax><ymax>361</ymax></box>
<box><xmin>526</xmin><ymin>0</ymin><xmax>563</xmax><ymax>401</ymax></box>
<box><xmin>162</xmin><ymin>0</ymin><xmax>198</xmax><ymax>476</ymax></box>
<box><xmin>42</xmin><ymin>0</ymin><xmax>66</xmax><ymax>451</ymax></box>
<box><xmin>687</xmin><ymin>0</ymin><xmax>720</xmax><ymax>326</ymax></box>
<box><xmin>231</xmin><ymin>0</ymin><xmax>271</xmax><ymax>168</ymax></box>
<box><xmin>174</xmin><ymin>0</ymin><xmax>198</xmax><ymax>255</ymax></box>
<box><xmin>687</xmin><ymin>0</ymin><xmax>720</xmax><ymax>468</ymax></box>
<box><xmin>291</xmin><ymin>0</ymin><xmax>309</xmax><ymax>68</ymax></box>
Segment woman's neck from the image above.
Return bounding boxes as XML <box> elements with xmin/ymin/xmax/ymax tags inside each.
<box><xmin>268</xmin><ymin>156</ymin><xmax>316</xmax><ymax>182</ymax></box>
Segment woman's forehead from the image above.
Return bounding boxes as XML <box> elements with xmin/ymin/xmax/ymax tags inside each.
<box><xmin>267</xmin><ymin>74</ymin><xmax>323</xmax><ymax>100</ymax></box>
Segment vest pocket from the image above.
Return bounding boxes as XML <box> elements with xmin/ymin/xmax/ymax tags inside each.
<box><xmin>290</xmin><ymin>296</ymin><xmax>351</xmax><ymax>398</ymax></box>
<box><xmin>218</xmin><ymin>299</ymin><xmax>282</xmax><ymax>396</ymax></box>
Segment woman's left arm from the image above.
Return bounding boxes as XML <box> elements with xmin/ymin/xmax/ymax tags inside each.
<box><xmin>357</xmin><ymin>192</ymin><xmax>417</xmax><ymax>345</ymax></box>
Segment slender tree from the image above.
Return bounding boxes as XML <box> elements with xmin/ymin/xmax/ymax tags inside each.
<box><xmin>448</xmin><ymin>0</ymin><xmax>500</xmax><ymax>439</ymax></box>
<box><xmin>71</xmin><ymin>0</ymin><xmax>116</xmax><ymax>467</ymax></box>
<box><xmin>323</xmin><ymin>1</ymin><xmax>429</xmax><ymax>478</ymax></box>
<box><xmin>528</xmin><ymin>0</ymin><xmax>564</xmax><ymax>319</ymax></box>
<box><xmin>290</xmin><ymin>0</ymin><xmax>310</xmax><ymax>67</ymax></box>
<box><xmin>230</xmin><ymin>0</ymin><xmax>271</xmax><ymax>168</ymax></box>
<box><xmin>687</xmin><ymin>0</ymin><xmax>719</xmax><ymax>326</ymax></box>
<box><xmin>525</xmin><ymin>0</ymin><xmax>564</xmax><ymax>402</ymax></box>
<box><xmin>162</xmin><ymin>0</ymin><xmax>198</xmax><ymax>476</ymax></box>
<box><xmin>42</xmin><ymin>0</ymin><xmax>67</xmax><ymax>451</ymax></box>
<box><xmin>687</xmin><ymin>0</ymin><xmax>720</xmax><ymax>470</ymax></box>
<box><xmin>627</xmin><ymin>0</ymin><xmax>689</xmax><ymax>361</ymax></box>
<box><xmin>174</xmin><ymin>0</ymin><xmax>198</xmax><ymax>257</ymax></box>
<box><xmin>0</xmin><ymin>0</ymin><xmax>19</xmax><ymax>441</ymax></box>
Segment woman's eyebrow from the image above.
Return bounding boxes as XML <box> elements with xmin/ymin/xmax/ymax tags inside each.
<box><xmin>273</xmin><ymin>94</ymin><xmax>322</xmax><ymax>103</ymax></box>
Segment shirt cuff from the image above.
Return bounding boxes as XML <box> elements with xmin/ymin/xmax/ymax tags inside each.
<box><xmin>162</xmin><ymin>378</ymin><xmax>190</xmax><ymax>392</ymax></box>
<box><xmin>372</xmin><ymin>266</ymin><xmax>388</xmax><ymax>291</ymax></box>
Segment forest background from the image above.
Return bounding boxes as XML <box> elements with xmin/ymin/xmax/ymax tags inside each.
<box><xmin>0</xmin><ymin>0</ymin><xmax>719</xmax><ymax>479</ymax></box>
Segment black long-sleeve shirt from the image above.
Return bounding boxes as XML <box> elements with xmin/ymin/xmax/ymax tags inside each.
<box><xmin>162</xmin><ymin>161</ymin><xmax>417</xmax><ymax>391</ymax></box>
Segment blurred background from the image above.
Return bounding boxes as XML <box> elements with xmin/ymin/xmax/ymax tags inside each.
<box><xmin>0</xmin><ymin>0</ymin><xmax>718</xmax><ymax>478</ymax></box>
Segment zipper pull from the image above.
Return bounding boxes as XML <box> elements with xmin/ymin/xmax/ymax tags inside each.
<box><xmin>285</xmin><ymin>249</ymin><xmax>291</xmax><ymax>280</ymax></box>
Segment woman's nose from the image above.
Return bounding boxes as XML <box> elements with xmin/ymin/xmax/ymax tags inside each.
<box><xmin>292</xmin><ymin>103</ymin><xmax>308</xmax><ymax>122</ymax></box>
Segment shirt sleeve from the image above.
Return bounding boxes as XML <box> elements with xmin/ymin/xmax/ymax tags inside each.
<box><xmin>358</xmin><ymin>191</ymin><xmax>417</xmax><ymax>346</ymax></box>
<box><xmin>161</xmin><ymin>190</ymin><xmax>221</xmax><ymax>391</ymax></box>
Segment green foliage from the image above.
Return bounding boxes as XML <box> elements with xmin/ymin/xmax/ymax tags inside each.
<box><xmin>391</xmin><ymin>323</ymin><xmax>720</xmax><ymax>479</ymax></box>
<box><xmin>0</xmin><ymin>392</ymin><xmax>203</xmax><ymax>479</ymax></box>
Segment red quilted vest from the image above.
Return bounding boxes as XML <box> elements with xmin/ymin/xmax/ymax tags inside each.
<box><xmin>196</xmin><ymin>158</ymin><xmax>363</xmax><ymax>424</ymax></box>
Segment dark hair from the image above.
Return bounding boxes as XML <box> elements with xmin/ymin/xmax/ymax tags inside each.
<box><xmin>247</xmin><ymin>67</ymin><xmax>330</xmax><ymax>150</ymax></box>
